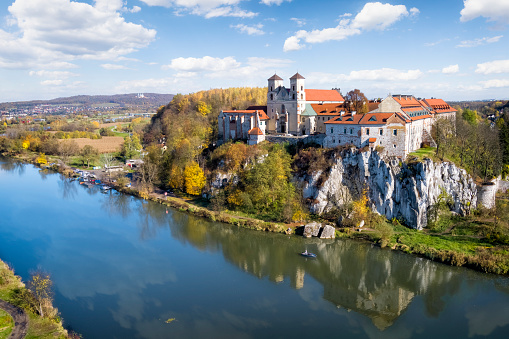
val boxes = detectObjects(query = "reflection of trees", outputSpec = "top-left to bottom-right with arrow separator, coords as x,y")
101,191 -> 133,219
164,217 -> 468,330
136,200 -> 170,240
58,176 -> 78,200
0,158 -> 25,175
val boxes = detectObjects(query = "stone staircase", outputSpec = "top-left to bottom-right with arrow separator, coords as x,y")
422,129 -> 437,147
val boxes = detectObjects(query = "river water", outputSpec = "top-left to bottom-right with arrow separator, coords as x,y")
0,158 -> 509,338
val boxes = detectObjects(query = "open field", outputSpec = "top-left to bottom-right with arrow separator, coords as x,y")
60,136 -> 124,153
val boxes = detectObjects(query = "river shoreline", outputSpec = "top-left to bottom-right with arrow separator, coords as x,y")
2,153 -> 508,276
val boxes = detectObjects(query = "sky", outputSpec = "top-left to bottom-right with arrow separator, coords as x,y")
0,0 -> 508,102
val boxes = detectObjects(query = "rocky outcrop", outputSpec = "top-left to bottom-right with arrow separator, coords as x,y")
302,222 -> 336,239
301,149 -> 480,230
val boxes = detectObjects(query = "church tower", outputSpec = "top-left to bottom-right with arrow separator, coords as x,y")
267,74 -> 283,102
290,72 -> 305,134
267,74 -> 283,133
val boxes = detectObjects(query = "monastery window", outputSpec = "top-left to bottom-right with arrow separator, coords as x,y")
270,86 -> 273,91
331,128 -> 333,134
366,128 -> 370,135
292,85 -> 295,91
350,129 -> 353,134
301,94 -> 303,99
393,144 -> 396,148
301,86 -> 303,91
380,129 -> 383,135
344,128 -> 346,134
393,129 -> 397,136
270,94 -> 273,100
293,94 -> 296,99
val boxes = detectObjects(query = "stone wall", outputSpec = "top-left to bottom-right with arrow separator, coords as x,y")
265,134 -> 326,146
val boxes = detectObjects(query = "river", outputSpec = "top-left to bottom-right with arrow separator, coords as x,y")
0,158 -> 508,338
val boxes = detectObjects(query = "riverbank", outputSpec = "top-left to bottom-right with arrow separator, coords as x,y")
4,153 -> 509,276
0,260 -> 69,338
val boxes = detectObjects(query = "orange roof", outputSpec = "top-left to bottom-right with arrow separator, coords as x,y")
306,89 -> 344,102
311,103 -> 349,115
325,114 -> 365,125
392,95 -> 421,107
422,99 -> 457,113
410,114 -> 432,121
368,138 -> 377,143
358,113 -> 396,124
248,127 -> 263,135
222,109 -> 269,120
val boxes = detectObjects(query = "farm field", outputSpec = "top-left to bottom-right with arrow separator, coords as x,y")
60,136 -> 124,153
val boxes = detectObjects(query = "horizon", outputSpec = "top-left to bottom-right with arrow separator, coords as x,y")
1,0 -> 509,102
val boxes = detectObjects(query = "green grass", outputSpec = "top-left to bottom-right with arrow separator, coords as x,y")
0,309 -> 14,339
408,146 -> 437,161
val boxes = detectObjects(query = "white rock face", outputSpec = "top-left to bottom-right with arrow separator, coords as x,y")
301,149 -> 480,230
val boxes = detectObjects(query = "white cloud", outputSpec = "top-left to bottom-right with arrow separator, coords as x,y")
410,7 -> 420,17
457,35 -> 503,47
480,79 -> 509,88
139,0 -> 257,18
307,68 -> 423,84
164,56 -> 240,72
127,6 -> 142,13
260,0 -> 291,5
424,38 -> 450,47
460,0 -> 509,24
101,64 -> 129,70
41,80 -> 64,86
162,56 -> 293,79
284,2 -> 416,51
351,2 -> 409,30
29,70 -> 79,78
442,64 -> 459,74
290,18 -> 306,27
231,24 -> 265,35
0,0 -> 156,70
475,60 -> 509,74
283,36 -> 306,52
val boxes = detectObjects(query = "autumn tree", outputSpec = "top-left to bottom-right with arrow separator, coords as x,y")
28,270 -> 54,318
345,89 -> 368,114
184,161 -> 206,195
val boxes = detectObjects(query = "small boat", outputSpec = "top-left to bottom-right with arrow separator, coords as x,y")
101,185 -> 111,191
300,251 -> 317,258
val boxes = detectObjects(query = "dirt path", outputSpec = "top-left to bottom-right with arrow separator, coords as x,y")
0,299 -> 28,339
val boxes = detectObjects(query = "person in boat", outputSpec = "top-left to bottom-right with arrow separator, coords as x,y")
303,250 -> 308,255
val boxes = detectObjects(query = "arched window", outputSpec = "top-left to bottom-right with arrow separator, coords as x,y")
270,94 -> 273,100
301,93 -> 303,99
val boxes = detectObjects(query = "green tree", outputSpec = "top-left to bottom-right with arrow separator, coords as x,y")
80,145 -> 99,168
121,133 -> 142,159
462,108 -> 478,125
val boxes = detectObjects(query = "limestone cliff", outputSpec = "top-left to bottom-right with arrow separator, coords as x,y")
301,149 -> 480,230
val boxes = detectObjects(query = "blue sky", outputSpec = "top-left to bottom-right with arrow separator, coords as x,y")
0,0 -> 508,102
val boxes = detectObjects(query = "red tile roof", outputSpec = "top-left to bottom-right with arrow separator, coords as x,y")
248,127 -> 263,135
367,102 -> 380,112
410,114 -> 432,121
393,95 -> 421,107
311,103 -> 349,115
422,99 -> 457,113
306,89 -> 344,102
368,138 -> 377,143
358,113 -> 396,124
325,114 -> 365,125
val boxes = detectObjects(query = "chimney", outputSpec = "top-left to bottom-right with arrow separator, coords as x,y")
340,111 -> 345,116
351,111 -> 357,116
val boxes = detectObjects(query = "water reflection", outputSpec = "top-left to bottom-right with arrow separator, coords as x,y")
2,158 -> 509,339
0,158 -> 25,175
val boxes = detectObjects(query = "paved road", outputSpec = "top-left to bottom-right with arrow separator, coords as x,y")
0,299 -> 28,339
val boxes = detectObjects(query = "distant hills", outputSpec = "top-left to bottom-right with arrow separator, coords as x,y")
0,93 -> 175,110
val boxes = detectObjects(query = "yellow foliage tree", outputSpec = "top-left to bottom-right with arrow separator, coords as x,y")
196,101 -> 211,116
352,189 -> 370,223
36,153 -> 48,165
92,121 -> 100,128
22,138 -> 30,149
168,166 -> 185,190
184,162 -> 206,195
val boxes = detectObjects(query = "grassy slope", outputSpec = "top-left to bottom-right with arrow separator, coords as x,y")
0,308 -> 14,339
0,261 -> 68,338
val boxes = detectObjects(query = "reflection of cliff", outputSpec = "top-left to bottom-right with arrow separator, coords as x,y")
162,213 -> 462,330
